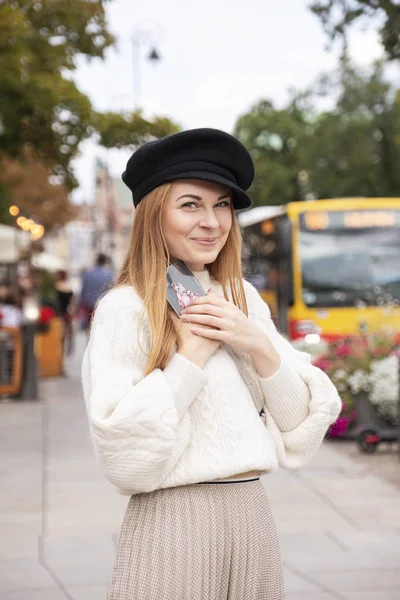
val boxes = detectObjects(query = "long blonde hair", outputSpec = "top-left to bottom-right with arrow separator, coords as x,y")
116,183 -> 248,375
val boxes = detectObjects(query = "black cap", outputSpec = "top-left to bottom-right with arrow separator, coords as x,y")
121,128 -> 254,209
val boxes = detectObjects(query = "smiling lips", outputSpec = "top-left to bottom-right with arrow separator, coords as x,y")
191,238 -> 219,246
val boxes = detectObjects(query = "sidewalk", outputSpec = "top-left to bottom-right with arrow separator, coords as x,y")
1,334 -> 400,600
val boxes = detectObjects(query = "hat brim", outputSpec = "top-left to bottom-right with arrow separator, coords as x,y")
164,171 -> 253,210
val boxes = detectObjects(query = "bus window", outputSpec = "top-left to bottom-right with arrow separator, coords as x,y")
299,211 -> 400,308
242,216 -> 293,328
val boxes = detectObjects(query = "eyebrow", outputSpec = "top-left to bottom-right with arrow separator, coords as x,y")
175,193 -> 231,202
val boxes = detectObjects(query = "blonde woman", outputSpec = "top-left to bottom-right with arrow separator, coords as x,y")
82,128 -> 341,600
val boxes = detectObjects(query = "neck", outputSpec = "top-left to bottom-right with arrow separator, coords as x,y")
186,263 -> 205,272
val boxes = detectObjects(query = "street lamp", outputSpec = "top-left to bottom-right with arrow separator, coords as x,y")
132,21 -> 163,110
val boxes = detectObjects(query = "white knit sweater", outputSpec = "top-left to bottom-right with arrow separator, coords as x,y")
82,270 -> 341,495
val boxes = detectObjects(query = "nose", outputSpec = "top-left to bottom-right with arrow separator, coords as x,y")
199,209 -> 220,230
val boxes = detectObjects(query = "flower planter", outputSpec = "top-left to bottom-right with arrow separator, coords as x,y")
318,335 -> 400,451
353,391 -> 394,429
349,391 -> 398,453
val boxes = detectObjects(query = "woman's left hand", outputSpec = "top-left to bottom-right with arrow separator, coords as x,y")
180,291 -> 270,357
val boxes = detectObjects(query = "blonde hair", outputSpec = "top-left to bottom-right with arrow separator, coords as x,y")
116,183 -> 248,375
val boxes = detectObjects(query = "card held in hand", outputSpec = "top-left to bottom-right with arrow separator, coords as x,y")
166,261 -> 207,316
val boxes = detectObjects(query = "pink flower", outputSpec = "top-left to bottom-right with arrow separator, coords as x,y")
315,359 -> 330,371
335,345 -> 351,357
329,417 -> 350,437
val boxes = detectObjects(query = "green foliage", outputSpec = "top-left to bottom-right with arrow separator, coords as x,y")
39,268 -> 56,300
234,99 -> 312,206
0,184 -> 12,225
0,0 -> 114,186
95,111 -> 180,149
309,62 -> 400,198
234,61 -> 400,207
0,0 -> 179,230
310,0 -> 400,61
0,0 -> 179,179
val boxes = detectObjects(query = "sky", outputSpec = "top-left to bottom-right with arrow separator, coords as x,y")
70,0 -> 386,204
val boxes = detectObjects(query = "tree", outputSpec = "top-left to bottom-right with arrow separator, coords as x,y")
308,61 -> 400,198
0,0 -> 114,187
0,0 -> 179,230
233,61 -> 400,206
234,99 -> 312,206
94,112 -> 180,149
310,0 -> 400,61
0,149 -> 76,230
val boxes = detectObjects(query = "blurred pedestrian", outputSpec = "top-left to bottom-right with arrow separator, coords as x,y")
0,289 -> 23,386
55,269 -> 74,355
78,253 -> 113,329
82,129 -> 341,599
0,289 -> 23,328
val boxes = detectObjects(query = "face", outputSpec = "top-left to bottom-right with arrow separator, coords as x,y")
161,179 -> 233,271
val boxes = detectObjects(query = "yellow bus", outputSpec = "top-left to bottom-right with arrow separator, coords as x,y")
239,198 -> 400,345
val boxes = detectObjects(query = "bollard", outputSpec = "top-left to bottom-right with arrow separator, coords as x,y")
20,323 -> 39,400
20,294 -> 40,401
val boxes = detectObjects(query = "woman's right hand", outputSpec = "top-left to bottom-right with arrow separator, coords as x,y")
174,318 -> 220,369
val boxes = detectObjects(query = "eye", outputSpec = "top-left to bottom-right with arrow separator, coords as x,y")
181,201 -> 199,209
216,200 -> 231,208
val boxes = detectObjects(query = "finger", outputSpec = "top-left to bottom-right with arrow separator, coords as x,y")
182,303 -> 225,318
181,313 -> 223,329
191,327 -> 225,340
188,294 -> 227,308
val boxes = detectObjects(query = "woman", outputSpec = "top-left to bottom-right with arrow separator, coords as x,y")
0,288 -> 23,328
54,269 -> 74,355
82,128 -> 341,600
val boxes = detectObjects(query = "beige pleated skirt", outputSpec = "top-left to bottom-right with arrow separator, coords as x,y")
107,479 -> 285,600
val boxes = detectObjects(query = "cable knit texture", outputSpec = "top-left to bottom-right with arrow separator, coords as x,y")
82,270 -> 341,495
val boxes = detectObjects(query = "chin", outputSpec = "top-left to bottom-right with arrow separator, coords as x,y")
191,250 -> 220,264
177,243 -> 223,267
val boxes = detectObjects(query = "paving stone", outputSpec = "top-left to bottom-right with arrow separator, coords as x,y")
0,559 -> 57,592
343,592 -> 400,600
310,569 -> 400,592
41,535 -> 115,586
283,569 -> 324,594
1,333 -> 400,597
65,585 -> 109,600
286,595 -> 338,600
0,589 -> 67,600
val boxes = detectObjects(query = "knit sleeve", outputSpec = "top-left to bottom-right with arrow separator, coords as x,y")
243,281 -> 341,468
82,288 -> 206,494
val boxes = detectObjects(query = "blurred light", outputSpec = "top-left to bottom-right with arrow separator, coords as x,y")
304,334 -> 321,344
261,220 -> 275,235
298,170 -> 309,182
23,296 -> 40,322
304,211 -> 329,230
24,219 -> 35,230
16,216 -> 26,227
9,205 -> 20,216
294,320 -> 320,335
31,224 -> 45,240
31,224 -> 41,236
21,221 -> 31,231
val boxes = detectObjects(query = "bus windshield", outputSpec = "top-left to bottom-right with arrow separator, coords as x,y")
299,227 -> 400,308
